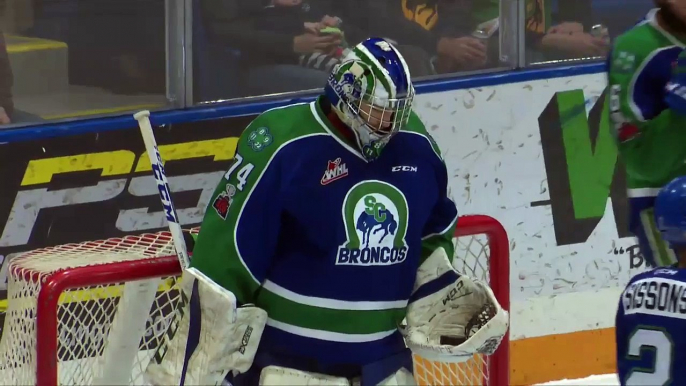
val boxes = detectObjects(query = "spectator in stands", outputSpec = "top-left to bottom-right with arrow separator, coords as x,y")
468,0 -> 609,63
524,0 -> 609,62
252,0 -> 349,74
0,32 -> 14,125
362,0 -> 488,74
199,0 -> 434,95
0,31 -> 41,125
200,0 -> 349,95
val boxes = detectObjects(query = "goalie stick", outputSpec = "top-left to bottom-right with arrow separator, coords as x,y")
89,112 -> 193,385
134,110 -> 211,386
133,110 -> 190,269
133,111 -> 255,386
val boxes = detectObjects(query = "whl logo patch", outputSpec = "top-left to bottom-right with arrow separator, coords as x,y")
337,180 -> 409,266
212,183 -> 236,220
321,158 -> 348,185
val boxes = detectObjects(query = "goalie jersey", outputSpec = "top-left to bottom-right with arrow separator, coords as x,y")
616,267 -> 686,385
190,96 -> 459,373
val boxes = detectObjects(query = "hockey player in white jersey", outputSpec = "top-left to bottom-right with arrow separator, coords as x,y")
144,37 -> 509,386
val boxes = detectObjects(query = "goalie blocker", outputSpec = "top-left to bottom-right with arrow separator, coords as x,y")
145,245 -> 507,386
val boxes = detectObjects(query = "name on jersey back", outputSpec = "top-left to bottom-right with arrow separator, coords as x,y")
623,274 -> 686,319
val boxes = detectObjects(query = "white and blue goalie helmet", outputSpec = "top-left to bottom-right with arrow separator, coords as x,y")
324,37 -> 415,161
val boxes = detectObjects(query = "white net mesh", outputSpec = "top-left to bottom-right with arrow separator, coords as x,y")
0,216 -> 506,386
0,232 -> 186,385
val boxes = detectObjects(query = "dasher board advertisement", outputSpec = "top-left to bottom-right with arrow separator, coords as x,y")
0,115 -> 252,306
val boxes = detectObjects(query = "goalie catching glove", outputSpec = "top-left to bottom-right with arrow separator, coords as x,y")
144,267 -> 267,386
401,248 -> 509,363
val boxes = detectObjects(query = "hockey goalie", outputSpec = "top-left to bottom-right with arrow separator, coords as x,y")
144,37 -> 509,386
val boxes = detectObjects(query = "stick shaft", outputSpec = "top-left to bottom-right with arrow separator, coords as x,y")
134,110 -> 190,269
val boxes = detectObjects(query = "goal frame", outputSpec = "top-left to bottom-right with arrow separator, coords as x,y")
454,214 -> 510,386
29,214 -> 509,386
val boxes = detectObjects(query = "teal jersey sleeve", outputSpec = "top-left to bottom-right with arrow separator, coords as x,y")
608,19 -> 686,188
190,112 -> 285,304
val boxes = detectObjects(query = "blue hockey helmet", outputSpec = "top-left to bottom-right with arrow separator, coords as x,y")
655,176 -> 686,248
324,37 -> 414,161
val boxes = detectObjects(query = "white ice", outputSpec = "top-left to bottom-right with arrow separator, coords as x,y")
535,373 -> 620,385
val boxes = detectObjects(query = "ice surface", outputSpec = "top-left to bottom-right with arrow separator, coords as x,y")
535,374 -> 619,385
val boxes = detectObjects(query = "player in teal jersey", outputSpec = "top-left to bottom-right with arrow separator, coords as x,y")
616,176 -> 686,385
172,37 -> 509,386
610,3 -> 686,385
608,0 -> 686,267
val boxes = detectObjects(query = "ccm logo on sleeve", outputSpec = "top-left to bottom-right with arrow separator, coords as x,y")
392,166 -> 417,172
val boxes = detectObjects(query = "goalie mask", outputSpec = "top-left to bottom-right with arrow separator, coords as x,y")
324,37 -> 415,161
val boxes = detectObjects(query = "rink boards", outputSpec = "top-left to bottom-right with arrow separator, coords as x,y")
0,62 -> 630,384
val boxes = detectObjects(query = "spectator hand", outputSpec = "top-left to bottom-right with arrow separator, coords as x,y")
0,107 -> 11,125
437,37 -> 487,69
541,33 -> 608,58
547,22 -> 584,35
293,33 -> 342,54
320,15 -> 341,27
304,22 -> 323,34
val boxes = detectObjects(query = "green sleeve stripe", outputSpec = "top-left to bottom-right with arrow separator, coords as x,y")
190,176 -> 262,301
400,112 -> 443,161
218,132 -> 282,289
262,280 -> 407,310
420,214 -> 458,264
256,287 -> 407,335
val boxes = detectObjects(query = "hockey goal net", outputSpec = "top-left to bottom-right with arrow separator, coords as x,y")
0,214 -> 509,386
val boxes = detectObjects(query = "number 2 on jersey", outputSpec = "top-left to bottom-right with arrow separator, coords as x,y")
224,154 -> 254,191
625,327 -> 673,386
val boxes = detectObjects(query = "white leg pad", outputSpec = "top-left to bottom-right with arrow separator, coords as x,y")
144,267 -> 267,385
259,366 -> 351,386
377,368 -> 417,386
258,365 -> 417,386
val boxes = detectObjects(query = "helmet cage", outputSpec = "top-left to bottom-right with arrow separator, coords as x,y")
329,60 -> 414,159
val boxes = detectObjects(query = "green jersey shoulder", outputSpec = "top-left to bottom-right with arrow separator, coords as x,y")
234,102 -> 326,159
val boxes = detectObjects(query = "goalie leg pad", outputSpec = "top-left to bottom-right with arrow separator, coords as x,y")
258,365 -> 416,386
360,349 -> 413,386
145,267 -> 267,385
376,368 -> 417,386
259,366 -> 351,386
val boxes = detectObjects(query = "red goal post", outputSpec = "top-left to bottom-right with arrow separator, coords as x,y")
0,214 -> 509,386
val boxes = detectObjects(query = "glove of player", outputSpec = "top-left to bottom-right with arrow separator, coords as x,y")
401,274 -> 509,363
